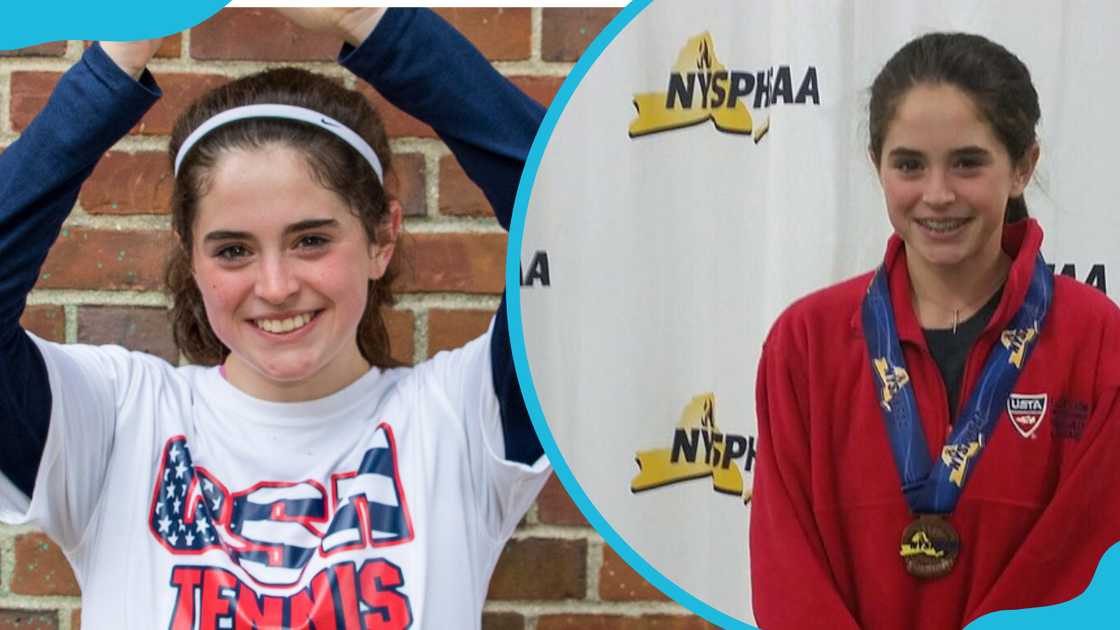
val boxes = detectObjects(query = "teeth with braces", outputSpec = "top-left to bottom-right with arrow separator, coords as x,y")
255,312 -> 314,334
918,218 -> 968,233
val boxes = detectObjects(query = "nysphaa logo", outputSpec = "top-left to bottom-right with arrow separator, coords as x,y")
630,393 -> 756,503
628,32 -> 820,141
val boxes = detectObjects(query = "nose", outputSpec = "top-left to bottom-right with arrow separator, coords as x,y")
921,169 -> 956,208
254,254 -> 299,304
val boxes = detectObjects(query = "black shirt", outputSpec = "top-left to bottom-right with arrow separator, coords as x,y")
921,288 -> 1003,419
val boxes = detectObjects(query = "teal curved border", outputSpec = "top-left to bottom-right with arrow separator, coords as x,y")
967,541 -> 1120,629
504,1 -> 1119,628
0,1 -> 228,50
504,1 -> 750,628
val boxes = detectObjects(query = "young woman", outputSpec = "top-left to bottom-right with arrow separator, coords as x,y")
750,32 -> 1120,629
0,8 -> 548,629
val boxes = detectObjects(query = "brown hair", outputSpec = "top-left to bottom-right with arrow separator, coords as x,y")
868,32 -> 1040,223
166,68 -> 399,367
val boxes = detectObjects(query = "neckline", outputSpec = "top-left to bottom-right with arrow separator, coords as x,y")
201,363 -> 387,427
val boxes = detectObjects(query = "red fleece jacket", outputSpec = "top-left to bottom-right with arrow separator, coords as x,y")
750,219 -> 1120,629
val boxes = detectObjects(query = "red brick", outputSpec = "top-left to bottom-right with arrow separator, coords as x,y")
38,229 -> 173,290
389,153 -> 426,218
0,41 -> 66,57
84,36 -> 181,58
155,34 -> 183,59
439,156 -> 490,218
11,72 -> 228,135
512,75 -> 566,108
190,9 -> 339,61
131,74 -> 229,135
600,545 -> 669,601
359,78 -> 561,145
538,474 -> 588,527
383,307 -> 414,366
538,616 -> 715,630
70,610 -> 80,630
482,613 -> 524,630
487,537 -> 585,599
10,72 -> 59,132
343,76 -> 566,146
427,309 -> 492,356
393,233 -> 505,294
434,9 -> 531,61
20,305 -> 65,342
77,306 -> 178,363
0,611 -> 57,630
11,532 -> 79,596
541,9 -> 621,62
354,10 -> 534,136
81,151 -> 173,215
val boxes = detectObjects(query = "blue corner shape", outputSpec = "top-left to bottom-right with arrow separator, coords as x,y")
0,1 -> 229,50
968,541 -> 1120,629
505,1 -> 751,627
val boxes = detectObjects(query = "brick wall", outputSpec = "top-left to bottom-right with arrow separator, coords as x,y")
0,8 -> 719,630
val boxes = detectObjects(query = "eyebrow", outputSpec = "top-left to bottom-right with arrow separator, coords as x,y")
887,146 -> 992,159
203,218 -> 340,243
949,146 -> 991,158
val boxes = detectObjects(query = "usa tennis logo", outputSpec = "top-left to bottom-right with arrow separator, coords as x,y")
149,430 -> 414,629
1007,393 -> 1047,438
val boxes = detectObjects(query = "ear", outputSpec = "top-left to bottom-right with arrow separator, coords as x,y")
368,198 -> 402,280
1011,142 -> 1040,197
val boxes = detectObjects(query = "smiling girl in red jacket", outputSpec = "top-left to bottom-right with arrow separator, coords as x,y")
751,32 -> 1120,630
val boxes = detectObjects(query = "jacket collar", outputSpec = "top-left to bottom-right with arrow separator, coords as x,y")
850,219 -> 1044,345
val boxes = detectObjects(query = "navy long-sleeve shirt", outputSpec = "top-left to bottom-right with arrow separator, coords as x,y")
0,8 -> 542,497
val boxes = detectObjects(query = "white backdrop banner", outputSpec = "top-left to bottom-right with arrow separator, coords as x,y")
519,0 -> 1120,624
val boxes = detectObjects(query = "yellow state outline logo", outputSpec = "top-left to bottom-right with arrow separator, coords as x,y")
631,393 -> 755,504
629,33 -> 759,140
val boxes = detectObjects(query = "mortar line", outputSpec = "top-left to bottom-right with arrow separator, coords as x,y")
179,26 -> 192,61
482,599 -> 696,616
0,67 -> 11,136
531,8 -> 543,63
65,39 -> 84,61
0,526 -> 14,596
424,150 -> 442,219
26,290 -> 170,307
412,308 -> 429,364
63,305 -> 78,343
392,293 -> 501,311
509,526 -> 598,542
587,537 -> 604,601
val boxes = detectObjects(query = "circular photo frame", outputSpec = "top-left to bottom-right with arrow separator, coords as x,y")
509,1 -> 1120,628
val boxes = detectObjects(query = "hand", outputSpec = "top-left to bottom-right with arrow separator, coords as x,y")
100,39 -> 163,80
274,8 -> 386,47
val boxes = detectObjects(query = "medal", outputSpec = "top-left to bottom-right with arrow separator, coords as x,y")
862,251 -> 1052,578
899,514 -> 959,579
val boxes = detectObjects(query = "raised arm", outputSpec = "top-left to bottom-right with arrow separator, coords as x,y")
0,41 -> 161,497
277,8 -> 545,465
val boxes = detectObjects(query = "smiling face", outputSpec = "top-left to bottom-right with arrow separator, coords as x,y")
191,144 -> 398,401
876,82 -> 1037,279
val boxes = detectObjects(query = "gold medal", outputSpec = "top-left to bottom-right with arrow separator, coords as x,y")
899,514 -> 960,579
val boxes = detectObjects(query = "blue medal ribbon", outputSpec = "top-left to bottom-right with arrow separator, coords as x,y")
861,254 -> 1053,514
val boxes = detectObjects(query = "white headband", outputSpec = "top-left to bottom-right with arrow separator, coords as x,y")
173,104 -> 384,182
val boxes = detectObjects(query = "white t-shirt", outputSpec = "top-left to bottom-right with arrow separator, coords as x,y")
0,327 -> 549,629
